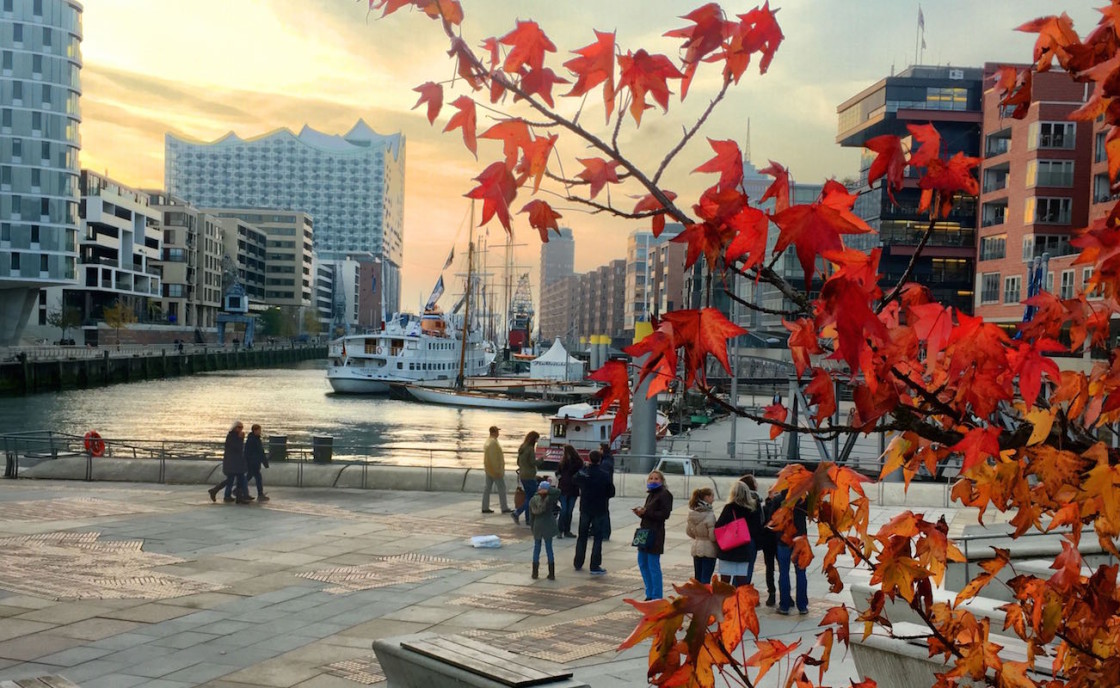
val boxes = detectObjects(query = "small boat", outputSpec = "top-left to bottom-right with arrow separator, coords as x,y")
396,383 -> 566,411
536,402 -> 670,466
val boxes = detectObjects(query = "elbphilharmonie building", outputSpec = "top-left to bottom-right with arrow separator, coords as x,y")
165,120 -> 405,314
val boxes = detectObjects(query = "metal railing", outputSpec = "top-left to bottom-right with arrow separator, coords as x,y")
1,340 -> 317,363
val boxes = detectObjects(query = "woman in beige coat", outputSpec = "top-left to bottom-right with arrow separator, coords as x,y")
686,487 -> 717,583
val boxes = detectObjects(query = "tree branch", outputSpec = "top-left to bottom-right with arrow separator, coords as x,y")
652,79 -> 732,186
877,210 -> 938,314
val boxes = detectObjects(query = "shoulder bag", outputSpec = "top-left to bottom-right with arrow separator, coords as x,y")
714,517 -> 751,550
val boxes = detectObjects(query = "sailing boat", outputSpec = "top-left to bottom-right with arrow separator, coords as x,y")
396,204 -> 565,412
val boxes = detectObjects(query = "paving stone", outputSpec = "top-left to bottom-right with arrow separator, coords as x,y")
0,619 -> 55,643
151,631 -> 221,649
49,617 -> 142,640
102,603 -> 200,624
82,673 -> 149,688
159,661 -> 241,684
32,644 -> 115,667
0,631 -> 85,661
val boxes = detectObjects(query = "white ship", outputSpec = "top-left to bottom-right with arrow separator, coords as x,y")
326,310 -> 493,394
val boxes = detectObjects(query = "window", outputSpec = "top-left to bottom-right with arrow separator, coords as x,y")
1004,275 -> 1022,304
1085,268 -> 1103,299
1097,131 -> 1108,163
1030,121 -> 1076,150
33,0 -> 41,16
32,54 -> 41,76
980,235 -> 1006,261
1060,270 -> 1075,299
39,255 -> 47,272
0,109 -> 9,129
42,27 -> 51,47
980,273 -> 1000,304
12,80 -> 21,101
1,51 -> 10,72
1094,173 -> 1116,204
30,225 -> 38,243
11,138 -> 21,160
1026,160 -> 1074,187
1024,197 -> 1072,225
12,23 -> 21,44
10,252 -> 19,270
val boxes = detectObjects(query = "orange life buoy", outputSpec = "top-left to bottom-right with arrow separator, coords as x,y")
84,431 -> 106,457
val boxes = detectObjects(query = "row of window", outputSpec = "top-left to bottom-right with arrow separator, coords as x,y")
979,234 -> 1076,262
979,267 -> 1098,304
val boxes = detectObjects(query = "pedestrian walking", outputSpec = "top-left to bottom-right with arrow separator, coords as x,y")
481,426 -> 511,514
245,424 -> 270,503
573,450 -> 614,576
208,421 -> 250,504
529,479 -> 561,580
715,479 -> 761,587
598,442 -> 615,540
686,487 -> 717,584
775,489 -> 809,615
556,444 -> 582,538
744,474 -> 778,606
632,469 -> 673,600
511,431 -> 541,526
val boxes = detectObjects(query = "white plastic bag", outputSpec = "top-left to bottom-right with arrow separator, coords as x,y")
470,535 -> 502,549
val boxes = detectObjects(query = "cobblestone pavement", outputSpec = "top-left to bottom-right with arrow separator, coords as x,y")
0,480 -> 962,687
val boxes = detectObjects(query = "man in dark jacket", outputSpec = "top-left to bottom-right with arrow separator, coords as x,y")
219,421 -> 250,504
245,424 -> 270,503
573,450 -> 614,575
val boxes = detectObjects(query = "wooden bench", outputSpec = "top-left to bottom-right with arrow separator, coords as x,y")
1,677 -> 81,688
374,632 -> 589,688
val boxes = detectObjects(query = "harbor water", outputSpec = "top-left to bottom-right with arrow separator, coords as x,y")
0,360 -> 557,467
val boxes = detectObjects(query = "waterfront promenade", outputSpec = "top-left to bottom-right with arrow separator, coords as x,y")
0,478 -> 969,687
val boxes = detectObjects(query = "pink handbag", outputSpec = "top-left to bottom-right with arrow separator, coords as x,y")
714,517 -> 751,550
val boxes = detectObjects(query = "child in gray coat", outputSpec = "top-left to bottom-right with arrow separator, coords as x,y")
529,480 -> 561,580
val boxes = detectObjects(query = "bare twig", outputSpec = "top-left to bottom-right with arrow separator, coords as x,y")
877,210 -> 938,314
652,79 -> 732,186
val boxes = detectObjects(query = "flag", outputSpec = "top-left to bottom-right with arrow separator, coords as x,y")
442,248 -> 454,271
918,7 -> 924,30
425,276 -> 445,310
922,36 -> 927,49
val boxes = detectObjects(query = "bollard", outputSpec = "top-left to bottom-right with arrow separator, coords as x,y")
312,435 -> 333,464
269,435 -> 288,463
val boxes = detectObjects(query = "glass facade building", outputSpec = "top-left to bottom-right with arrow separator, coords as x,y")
0,0 -> 82,345
164,121 -> 405,315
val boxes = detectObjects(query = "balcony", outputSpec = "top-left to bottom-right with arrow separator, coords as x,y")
985,138 -> 1011,156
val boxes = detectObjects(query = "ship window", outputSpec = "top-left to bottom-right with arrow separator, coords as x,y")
397,363 -> 403,369
409,363 -> 414,370
553,422 -> 566,438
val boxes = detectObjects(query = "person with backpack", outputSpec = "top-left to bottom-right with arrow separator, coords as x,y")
529,479 -> 561,580
745,474 -> 778,606
714,479 -> 760,587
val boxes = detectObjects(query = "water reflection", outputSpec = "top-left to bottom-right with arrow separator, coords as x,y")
0,360 -> 555,467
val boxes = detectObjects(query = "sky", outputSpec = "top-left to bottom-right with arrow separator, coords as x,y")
77,0 -> 1100,311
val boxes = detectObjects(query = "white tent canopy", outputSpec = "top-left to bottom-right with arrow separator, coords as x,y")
530,339 -> 585,381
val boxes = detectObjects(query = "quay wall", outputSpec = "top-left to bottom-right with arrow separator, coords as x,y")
0,345 -> 327,396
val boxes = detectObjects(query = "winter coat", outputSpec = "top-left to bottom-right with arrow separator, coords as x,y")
639,486 -> 673,555
574,464 -> 614,517
483,437 -> 505,479
222,429 -> 246,475
516,443 -> 539,480
600,447 -> 615,476
245,433 -> 267,473
686,502 -> 717,559
529,487 -> 561,540
556,452 -> 582,497
715,502 -> 757,562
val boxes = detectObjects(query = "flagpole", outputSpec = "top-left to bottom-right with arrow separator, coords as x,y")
914,7 -> 920,65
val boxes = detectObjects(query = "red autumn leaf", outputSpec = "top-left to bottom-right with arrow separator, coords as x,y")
633,190 -> 678,237
664,3 -> 730,99
514,133 -> 557,192
623,323 -> 678,399
723,2 -> 784,83
804,368 -> 836,424
1007,338 -> 1065,408
693,138 -> 744,191
906,123 -> 941,168
992,65 -> 1033,120
1016,13 -> 1080,71
499,19 -> 556,74
563,30 -> 616,120
589,360 -> 631,440
465,161 -> 517,232
724,205 -> 769,272
763,403 -> 786,439
949,426 -> 1002,474
443,96 -> 478,157
908,302 -> 954,367
479,36 -> 500,69
520,200 -> 562,242
576,157 -> 622,199
759,160 -> 790,213
662,308 -> 747,387
421,0 -> 463,25
447,38 -> 484,90
411,82 -> 444,125
917,152 -> 981,218
672,222 -> 734,271
479,119 -> 532,168
772,181 -> 872,287
518,67 -> 569,108
864,134 -> 906,200
785,318 -> 822,378
617,49 -> 684,125
745,638 -> 800,685
819,604 -> 851,648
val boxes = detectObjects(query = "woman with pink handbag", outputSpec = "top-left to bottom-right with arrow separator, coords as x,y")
714,480 -> 761,587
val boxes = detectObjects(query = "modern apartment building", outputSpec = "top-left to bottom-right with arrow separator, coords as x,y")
649,237 -> 687,319
974,64 -> 1093,323
624,226 -> 683,331
217,217 -> 266,304
148,192 -> 223,329
0,0 -> 82,344
837,65 -> 984,315
539,272 -> 578,344
539,226 -> 574,296
539,257 -> 627,347
165,120 -> 405,314
203,208 -> 313,312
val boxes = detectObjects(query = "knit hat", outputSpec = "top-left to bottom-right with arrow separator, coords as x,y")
537,480 -> 551,491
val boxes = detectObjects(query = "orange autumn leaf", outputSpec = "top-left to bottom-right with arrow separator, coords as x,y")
411,81 -> 444,124
745,638 -> 800,685
465,161 -> 517,232
720,583 -> 760,651
576,157 -> 622,199
763,402 -> 787,439
563,30 -> 616,120
443,96 -> 478,157
617,49 -> 684,125
662,307 -> 747,387
519,200 -> 562,242
589,360 -> 631,441
499,19 -> 556,74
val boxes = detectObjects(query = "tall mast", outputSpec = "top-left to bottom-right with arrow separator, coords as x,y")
456,202 -> 474,389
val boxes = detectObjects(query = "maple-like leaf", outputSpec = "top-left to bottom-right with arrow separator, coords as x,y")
479,119 -> 532,168
520,200 -> 562,242
762,402 -> 786,440
804,368 -> 836,424
499,20 -> 556,74
906,123 -> 941,168
772,181 -> 872,286
513,133 -> 557,192
576,157 -> 622,199
443,96 -> 478,158
991,65 -> 1033,120
617,49 -> 684,125
819,604 -> 851,648
758,160 -> 790,213
1016,13 -> 1080,71
720,583 -> 760,651
723,2 -> 784,82
411,82 -> 444,125
917,151 -> 981,218
864,134 -> 906,200
665,3 -> 731,98
447,38 -> 484,90
518,67 -> 569,108
693,138 -> 744,191
745,638 -> 800,685
950,426 -> 1002,474
623,322 -> 678,399
662,308 -> 747,387
465,161 -> 517,232
633,191 -> 679,237
784,318 -> 822,378
1006,338 -> 1064,408
479,36 -> 500,69
723,205 -> 770,272
672,221 -> 734,271
870,538 -> 930,602
563,30 -> 616,120
589,360 -> 631,440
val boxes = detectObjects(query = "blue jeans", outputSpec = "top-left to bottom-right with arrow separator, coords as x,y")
248,469 -> 264,496
637,550 -> 663,600
743,543 -> 759,584
777,543 -> 808,613
224,473 -> 247,499
532,537 -> 554,564
558,494 -> 577,533
693,556 -> 716,584
514,478 -> 537,524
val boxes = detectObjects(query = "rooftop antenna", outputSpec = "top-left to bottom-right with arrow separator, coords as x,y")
744,118 -> 752,163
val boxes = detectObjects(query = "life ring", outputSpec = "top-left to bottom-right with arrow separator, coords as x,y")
376,346 -> 384,354
84,431 -> 106,457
